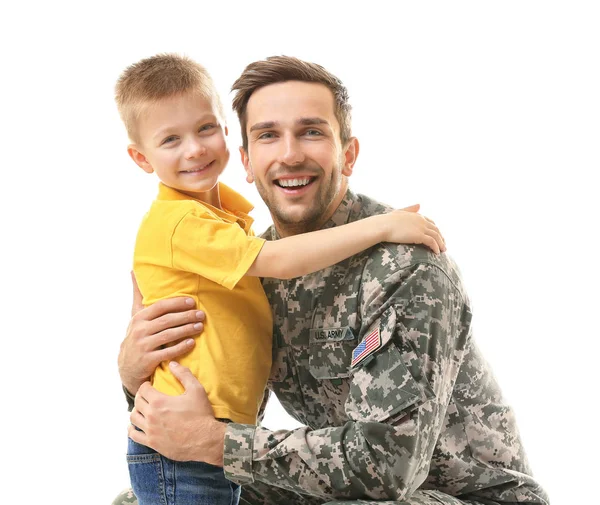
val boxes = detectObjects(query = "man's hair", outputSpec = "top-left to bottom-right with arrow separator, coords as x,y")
115,53 -> 225,143
231,55 -> 352,150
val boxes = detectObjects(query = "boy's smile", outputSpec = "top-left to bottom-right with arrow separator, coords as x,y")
128,92 -> 229,208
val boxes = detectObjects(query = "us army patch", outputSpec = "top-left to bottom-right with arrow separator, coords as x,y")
351,326 -> 381,367
310,327 -> 355,343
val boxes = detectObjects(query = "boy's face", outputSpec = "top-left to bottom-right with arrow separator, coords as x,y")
240,81 -> 358,236
129,92 -> 229,201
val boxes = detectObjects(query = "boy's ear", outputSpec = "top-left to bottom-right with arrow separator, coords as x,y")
127,144 -> 154,174
239,146 -> 254,184
341,137 -> 359,177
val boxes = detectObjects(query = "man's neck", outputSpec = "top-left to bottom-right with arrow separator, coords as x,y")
273,184 -> 350,238
274,219 -> 325,238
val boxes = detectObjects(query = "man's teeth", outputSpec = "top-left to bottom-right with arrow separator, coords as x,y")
278,178 -> 311,188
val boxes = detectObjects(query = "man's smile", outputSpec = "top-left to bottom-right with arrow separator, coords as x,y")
273,175 -> 317,194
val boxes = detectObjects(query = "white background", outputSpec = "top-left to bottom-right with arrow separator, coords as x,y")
1,2 -> 598,504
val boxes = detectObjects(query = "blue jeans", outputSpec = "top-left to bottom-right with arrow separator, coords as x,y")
127,437 -> 241,505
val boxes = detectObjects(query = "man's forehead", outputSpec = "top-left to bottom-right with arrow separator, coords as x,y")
246,81 -> 337,124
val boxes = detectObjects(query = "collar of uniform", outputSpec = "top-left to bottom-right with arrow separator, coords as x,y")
268,188 -> 357,240
156,182 -> 255,231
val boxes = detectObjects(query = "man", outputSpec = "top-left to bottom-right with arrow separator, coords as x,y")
115,56 -> 549,504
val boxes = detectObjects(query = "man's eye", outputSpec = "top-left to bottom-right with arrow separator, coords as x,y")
258,132 -> 275,140
305,129 -> 322,136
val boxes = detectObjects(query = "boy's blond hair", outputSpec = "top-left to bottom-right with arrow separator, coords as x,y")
115,53 -> 225,143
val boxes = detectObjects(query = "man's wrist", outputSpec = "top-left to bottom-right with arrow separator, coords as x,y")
207,420 -> 227,466
122,376 -> 148,398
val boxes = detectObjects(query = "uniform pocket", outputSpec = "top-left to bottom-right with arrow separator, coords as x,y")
346,343 -> 434,422
464,409 -> 523,468
309,338 -> 356,379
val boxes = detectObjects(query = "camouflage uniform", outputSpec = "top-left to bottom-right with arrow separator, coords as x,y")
114,190 -> 549,505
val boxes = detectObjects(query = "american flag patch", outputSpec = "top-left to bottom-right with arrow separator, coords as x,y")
351,327 -> 381,367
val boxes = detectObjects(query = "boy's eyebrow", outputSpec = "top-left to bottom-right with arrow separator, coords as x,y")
152,114 -> 219,141
152,127 -> 174,141
249,117 -> 330,133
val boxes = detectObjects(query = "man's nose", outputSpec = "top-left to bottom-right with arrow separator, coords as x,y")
185,138 -> 207,159
278,134 -> 305,166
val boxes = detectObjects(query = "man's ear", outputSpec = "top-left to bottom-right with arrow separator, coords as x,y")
239,146 -> 254,183
342,137 -> 359,177
127,144 -> 154,174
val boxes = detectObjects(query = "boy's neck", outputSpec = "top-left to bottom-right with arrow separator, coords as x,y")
179,185 -> 222,210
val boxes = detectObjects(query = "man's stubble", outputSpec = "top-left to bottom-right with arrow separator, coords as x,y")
251,155 -> 347,237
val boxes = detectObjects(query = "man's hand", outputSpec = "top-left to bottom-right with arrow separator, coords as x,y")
118,272 -> 206,395
128,362 -> 226,466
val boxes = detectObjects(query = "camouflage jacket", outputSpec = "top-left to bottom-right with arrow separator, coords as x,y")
223,189 -> 548,504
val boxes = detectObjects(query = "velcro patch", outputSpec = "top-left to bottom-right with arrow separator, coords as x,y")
310,327 -> 355,343
351,327 -> 381,367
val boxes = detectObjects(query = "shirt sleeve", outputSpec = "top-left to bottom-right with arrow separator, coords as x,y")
223,262 -> 472,501
171,210 -> 266,290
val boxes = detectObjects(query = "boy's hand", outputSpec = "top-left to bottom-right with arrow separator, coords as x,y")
118,272 -> 206,395
128,362 -> 226,466
383,206 -> 447,255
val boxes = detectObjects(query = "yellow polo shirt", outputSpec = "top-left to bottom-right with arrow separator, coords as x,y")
134,183 -> 273,424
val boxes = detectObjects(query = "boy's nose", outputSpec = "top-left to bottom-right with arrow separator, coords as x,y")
185,139 -> 207,159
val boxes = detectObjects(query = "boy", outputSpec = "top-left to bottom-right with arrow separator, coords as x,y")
115,53 -> 446,505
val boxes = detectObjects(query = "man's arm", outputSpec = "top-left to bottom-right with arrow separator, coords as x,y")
223,262 -> 471,501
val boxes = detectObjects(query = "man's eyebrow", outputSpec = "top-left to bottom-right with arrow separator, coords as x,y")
297,117 -> 329,126
249,117 -> 331,133
249,121 -> 278,132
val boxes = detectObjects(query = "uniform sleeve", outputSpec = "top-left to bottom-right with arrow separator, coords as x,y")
123,386 -> 135,411
255,388 -> 271,426
223,262 -> 472,501
171,211 -> 265,290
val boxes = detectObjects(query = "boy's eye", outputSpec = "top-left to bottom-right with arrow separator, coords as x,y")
161,135 -> 177,145
200,124 -> 216,132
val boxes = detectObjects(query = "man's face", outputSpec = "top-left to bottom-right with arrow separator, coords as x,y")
240,81 -> 358,236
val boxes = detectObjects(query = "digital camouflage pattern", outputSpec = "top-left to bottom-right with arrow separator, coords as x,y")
112,488 -> 137,504
114,190 -> 549,505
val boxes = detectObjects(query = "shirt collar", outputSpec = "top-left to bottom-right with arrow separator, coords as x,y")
156,182 -> 256,230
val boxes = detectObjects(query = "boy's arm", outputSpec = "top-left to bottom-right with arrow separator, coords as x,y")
246,209 -> 445,279
169,205 -> 443,288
